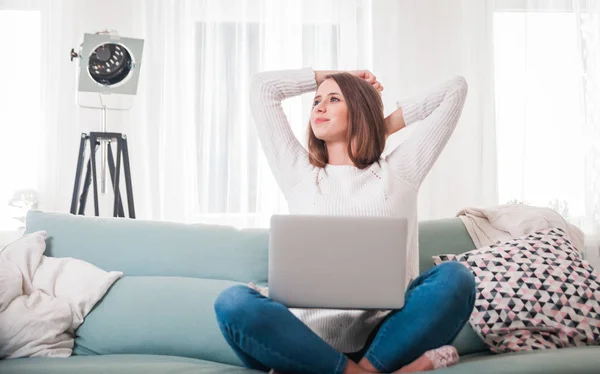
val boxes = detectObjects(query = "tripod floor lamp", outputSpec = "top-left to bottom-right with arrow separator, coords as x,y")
69,31 -> 144,218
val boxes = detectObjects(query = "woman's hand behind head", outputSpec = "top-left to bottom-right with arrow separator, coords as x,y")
349,70 -> 384,95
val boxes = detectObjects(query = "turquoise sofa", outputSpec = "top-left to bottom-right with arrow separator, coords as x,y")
1,210 -> 598,373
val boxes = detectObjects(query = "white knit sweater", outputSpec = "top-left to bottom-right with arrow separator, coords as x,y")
249,67 -> 468,353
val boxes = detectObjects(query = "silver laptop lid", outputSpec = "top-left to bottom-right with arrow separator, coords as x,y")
268,215 -> 408,309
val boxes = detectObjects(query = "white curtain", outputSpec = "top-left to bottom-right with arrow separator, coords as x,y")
126,0 -> 373,226
0,0 -> 42,230
0,0 -> 500,227
132,0 -> 499,225
0,0 -> 161,225
4,0 -> 598,235
494,0 -> 600,235
373,0 -> 499,220
0,0 -> 371,227
578,0 -> 600,235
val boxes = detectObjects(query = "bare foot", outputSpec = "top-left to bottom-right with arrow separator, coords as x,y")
394,346 -> 459,373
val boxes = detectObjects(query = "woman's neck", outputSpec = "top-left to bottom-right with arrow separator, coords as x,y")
326,142 -> 355,166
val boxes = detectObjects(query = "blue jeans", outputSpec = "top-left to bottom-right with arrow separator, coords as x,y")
214,261 -> 475,374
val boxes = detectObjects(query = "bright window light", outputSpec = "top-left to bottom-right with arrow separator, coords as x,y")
0,10 -> 41,229
494,11 -> 586,226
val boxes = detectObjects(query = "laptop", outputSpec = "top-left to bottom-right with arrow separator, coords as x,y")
268,214 -> 408,309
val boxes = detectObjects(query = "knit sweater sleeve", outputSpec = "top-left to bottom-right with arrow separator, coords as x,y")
249,68 -> 317,194
386,76 -> 468,187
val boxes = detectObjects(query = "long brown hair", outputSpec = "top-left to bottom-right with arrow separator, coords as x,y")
307,73 -> 386,169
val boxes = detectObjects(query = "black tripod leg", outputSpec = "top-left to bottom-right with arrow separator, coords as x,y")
78,141 -> 98,215
121,136 -> 136,219
107,142 -> 125,217
70,134 -> 87,214
89,134 -> 100,216
113,137 -> 122,218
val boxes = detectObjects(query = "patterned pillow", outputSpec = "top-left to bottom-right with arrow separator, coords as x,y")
433,228 -> 600,353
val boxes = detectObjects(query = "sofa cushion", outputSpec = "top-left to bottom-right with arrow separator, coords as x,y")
0,354 -> 262,374
418,218 -> 487,355
418,218 -> 476,272
2,347 -> 600,374
449,346 -> 600,374
24,210 -> 268,283
451,321 -> 489,355
74,276 -> 244,367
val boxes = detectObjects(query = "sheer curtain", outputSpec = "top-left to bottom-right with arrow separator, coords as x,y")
3,0 -> 495,229
6,0 -> 597,234
373,0 -> 499,220
34,0 -> 147,221
2,0 -> 498,227
0,1 -> 42,230
1,0 -> 370,227
126,0 -> 373,226
494,0 -> 600,235
578,0 -> 600,235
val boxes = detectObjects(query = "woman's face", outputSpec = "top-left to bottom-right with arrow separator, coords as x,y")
310,78 -> 349,143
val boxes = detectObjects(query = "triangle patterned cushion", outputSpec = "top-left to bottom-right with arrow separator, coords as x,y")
432,228 -> 600,353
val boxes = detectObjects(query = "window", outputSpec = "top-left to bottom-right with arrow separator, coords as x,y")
494,8 -> 587,227
192,21 -> 339,227
0,10 -> 41,229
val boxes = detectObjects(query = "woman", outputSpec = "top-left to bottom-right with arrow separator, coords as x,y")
214,68 -> 475,374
